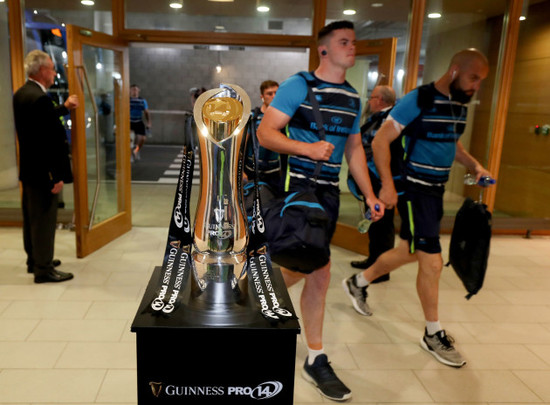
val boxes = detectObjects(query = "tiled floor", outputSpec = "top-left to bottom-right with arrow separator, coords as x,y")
1,226 -> 550,404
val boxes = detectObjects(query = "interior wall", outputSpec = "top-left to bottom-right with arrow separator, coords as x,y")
129,45 -> 309,145
494,0 -> 550,218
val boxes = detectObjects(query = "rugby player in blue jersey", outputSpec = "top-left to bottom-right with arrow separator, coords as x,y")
258,20 -> 384,402
343,49 -> 492,368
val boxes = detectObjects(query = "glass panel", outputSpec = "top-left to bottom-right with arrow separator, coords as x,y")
0,1 -> 20,215
125,0 -> 313,35
24,0 -> 112,38
326,0 -> 410,98
419,0 -> 507,217
495,0 -> 550,221
82,44 -> 120,226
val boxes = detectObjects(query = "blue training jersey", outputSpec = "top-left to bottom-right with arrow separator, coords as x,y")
270,71 -> 361,187
390,83 -> 467,191
130,97 -> 148,123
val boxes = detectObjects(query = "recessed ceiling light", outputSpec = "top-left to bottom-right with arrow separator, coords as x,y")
169,1 -> 183,9
371,3 -> 383,7
257,6 -> 269,12
343,9 -> 356,15
428,12 -> 442,19
81,0 -> 94,5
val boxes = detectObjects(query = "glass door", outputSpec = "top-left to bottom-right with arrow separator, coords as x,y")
338,37 -> 397,226
66,25 -> 131,257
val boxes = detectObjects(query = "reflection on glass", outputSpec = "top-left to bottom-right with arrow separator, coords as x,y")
125,0 -> 313,35
82,45 -> 119,226
496,0 -> 550,220
0,2 -> 20,210
419,0 -> 507,216
326,0 -> 410,98
24,0 -> 113,37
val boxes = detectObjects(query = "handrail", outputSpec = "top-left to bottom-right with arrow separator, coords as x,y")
75,64 -> 101,230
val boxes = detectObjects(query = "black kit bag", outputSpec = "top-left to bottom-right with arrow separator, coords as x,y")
262,189 -> 330,273
447,197 -> 492,299
258,72 -> 331,273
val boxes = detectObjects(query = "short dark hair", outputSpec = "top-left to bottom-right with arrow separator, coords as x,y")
260,80 -> 279,94
317,20 -> 354,44
130,84 -> 139,88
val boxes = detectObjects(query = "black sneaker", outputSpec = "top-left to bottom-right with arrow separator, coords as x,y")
302,354 -> 352,402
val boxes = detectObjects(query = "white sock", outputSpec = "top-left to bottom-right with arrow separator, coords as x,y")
354,272 -> 369,287
426,320 -> 442,336
307,347 -> 325,365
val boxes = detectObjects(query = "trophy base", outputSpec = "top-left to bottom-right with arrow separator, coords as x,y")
131,266 -> 300,404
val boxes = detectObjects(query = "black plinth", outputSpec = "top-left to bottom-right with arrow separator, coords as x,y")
131,266 -> 300,404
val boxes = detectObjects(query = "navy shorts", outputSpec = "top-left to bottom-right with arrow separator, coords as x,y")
398,189 -> 443,254
131,121 -> 146,136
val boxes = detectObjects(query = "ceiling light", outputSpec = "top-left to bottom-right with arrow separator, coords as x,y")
519,0 -> 528,20
371,3 -> 383,7
170,0 -> 183,9
81,0 -> 94,5
343,0 -> 356,16
216,65 -> 222,73
427,0 -> 442,19
256,0 -> 269,12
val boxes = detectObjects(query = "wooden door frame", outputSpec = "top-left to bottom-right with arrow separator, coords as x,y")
66,25 -> 132,257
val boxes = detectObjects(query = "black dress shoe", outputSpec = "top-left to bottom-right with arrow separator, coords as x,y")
34,269 -> 74,284
28,259 -> 61,273
350,258 -> 370,269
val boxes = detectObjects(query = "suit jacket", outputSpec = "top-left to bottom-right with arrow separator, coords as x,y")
13,80 -> 73,187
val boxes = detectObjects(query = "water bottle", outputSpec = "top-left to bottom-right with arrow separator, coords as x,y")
357,204 -> 380,234
463,173 -> 496,187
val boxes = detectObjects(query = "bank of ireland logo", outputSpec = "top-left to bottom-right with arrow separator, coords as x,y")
331,116 -> 343,125
149,382 -> 163,398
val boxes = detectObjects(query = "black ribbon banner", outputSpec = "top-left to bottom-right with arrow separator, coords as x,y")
245,114 -> 297,323
150,146 -> 195,314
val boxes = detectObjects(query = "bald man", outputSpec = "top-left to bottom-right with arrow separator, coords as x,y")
343,49 -> 491,368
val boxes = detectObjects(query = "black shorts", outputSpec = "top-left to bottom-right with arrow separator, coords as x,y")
398,189 -> 443,254
288,178 -> 340,250
131,121 -> 146,136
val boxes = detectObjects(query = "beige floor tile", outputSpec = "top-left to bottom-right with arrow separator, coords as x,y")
0,285 -> 67,301
0,342 -> 65,368
478,304 -> 550,323
322,319 -> 391,344
341,369 -> 433,402
0,319 -> 39,341
348,343 -> 441,370
0,369 -> 105,403
56,342 -> 136,369
95,369 -> 137,403
28,319 -> 127,342
459,344 -> 550,369
514,370 -> 550,401
526,344 -> 550,367
415,369 -> 541,403
0,301 -> 91,319
85,301 -> 141,320
462,322 -> 550,344
59,285 -> 142,301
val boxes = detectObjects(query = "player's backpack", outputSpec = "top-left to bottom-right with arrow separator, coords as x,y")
447,197 -> 492,299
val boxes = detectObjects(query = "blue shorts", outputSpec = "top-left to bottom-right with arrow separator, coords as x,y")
398,189 -> 443,254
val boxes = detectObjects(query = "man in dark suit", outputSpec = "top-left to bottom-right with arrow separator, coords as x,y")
13,50 -> 78,283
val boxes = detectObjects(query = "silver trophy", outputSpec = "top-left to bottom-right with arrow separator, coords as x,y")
190,84 -> 251,323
